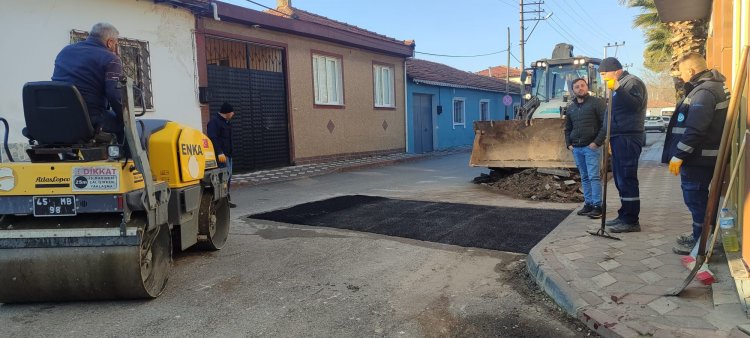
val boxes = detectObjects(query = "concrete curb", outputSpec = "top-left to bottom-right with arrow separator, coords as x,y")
527,242 -> 643,338
526,243 -> 588,316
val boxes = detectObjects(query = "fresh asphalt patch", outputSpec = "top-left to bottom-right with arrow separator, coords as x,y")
248,195 -> 572,254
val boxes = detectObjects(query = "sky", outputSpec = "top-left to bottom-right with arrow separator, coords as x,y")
223,0 -> 650,75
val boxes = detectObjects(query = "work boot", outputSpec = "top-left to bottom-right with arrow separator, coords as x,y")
609,222 -> 641,233
672,242 -> 694,255
605,218 -> 625,227
587,206 -> 603,219
229,202 -> 237,208
676,232 -> 696,246
577,204 -> 593,216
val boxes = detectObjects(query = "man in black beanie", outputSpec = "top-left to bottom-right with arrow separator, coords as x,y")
599,57 -> 648,233
207,102 -> 237,208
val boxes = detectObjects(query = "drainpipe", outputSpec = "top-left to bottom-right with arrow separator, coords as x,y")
404,59 -> 409,153
211,2 -> 221,21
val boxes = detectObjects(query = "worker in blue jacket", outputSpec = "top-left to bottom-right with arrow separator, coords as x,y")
52,22 -> 124,141
207,102 -> 237,208
662,53 -> 730,255
599,57 -> 648,233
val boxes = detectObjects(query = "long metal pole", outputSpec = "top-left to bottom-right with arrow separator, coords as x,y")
519,0 -> 525,105
506,26 -> 510,119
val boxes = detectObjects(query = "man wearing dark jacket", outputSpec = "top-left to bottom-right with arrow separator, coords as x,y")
599,57 -> 648,233
207,102 -> 236,208
565,78 -> 607,218
52,22 -> 124,141
662,53 -> 730,254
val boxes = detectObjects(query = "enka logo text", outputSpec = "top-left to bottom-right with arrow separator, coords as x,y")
181,144 -> 204,156
35,177 -> 71,183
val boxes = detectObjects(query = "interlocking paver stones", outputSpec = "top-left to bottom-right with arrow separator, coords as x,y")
647,248 -> 666,256
641,257 -> 665,269
618,293 -> 660,305
564,252 -> 583,261
592,272 -> 617,288
648,297 -> 679,315
528,166 -> 750,337
598,259 -> 622,271
638,271 -> 663,284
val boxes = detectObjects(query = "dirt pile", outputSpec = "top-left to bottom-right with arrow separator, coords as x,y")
473,168 -> 584,203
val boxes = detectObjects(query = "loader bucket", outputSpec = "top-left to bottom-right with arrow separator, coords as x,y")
470,119 -> 575,168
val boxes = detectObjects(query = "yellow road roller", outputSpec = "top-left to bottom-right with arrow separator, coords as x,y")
0,79 -> 230,302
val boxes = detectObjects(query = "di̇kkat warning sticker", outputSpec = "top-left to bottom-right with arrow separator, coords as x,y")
72,167 -> 120,192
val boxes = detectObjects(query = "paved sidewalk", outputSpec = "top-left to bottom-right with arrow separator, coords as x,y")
528,159 -> 750,337
231,146 -> 471,187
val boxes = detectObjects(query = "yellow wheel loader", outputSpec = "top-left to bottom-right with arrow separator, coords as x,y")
470,43 -> 605,169
0,79 -> 230,302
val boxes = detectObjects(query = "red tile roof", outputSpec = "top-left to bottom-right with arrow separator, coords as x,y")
266,6 -> 410,46
407,59 -> 520,94
475,65 -> 521,79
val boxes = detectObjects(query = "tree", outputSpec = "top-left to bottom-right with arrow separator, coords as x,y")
620,0 -> 708,98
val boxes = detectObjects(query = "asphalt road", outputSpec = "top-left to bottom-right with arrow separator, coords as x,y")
0,153 -> 598,337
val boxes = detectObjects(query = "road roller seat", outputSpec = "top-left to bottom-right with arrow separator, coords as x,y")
22,81 -> 113,145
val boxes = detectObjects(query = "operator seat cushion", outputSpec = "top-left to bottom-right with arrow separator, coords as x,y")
22,81 -> 95,145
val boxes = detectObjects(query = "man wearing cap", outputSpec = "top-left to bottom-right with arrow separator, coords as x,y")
207,102 -> 237,208
51,22 -> 124,142
599,57 -> 648,233
565,78 -> 607,219
662,53 -> 730,254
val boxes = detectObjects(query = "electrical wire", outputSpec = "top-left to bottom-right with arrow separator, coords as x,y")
547,0 -> 610,42
497,0 -> 517,8
547,15 -> 598,55
244,0 -> 295,18
415,47 -> 511,58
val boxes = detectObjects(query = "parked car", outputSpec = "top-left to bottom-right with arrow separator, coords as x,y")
645,116 -> 666,133
661,115 -> 671,128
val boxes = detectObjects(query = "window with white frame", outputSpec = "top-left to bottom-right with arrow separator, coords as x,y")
480,100 -> 490,121
453,98 -> 465,126
373,64 -> 395,107
312,53 -> 344,105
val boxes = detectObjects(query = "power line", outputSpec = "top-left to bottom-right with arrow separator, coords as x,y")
570,0 -> 611,37
415,47 -> 510,58
509,51 -> 521,64
547,15 -> 598,55
546,0 -> 609,42
244,0 -> 295,18
497,0 -> 517,8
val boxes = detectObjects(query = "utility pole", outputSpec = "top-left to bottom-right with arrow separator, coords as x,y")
519,0 -> 548,105
506,26 -> 510,120
603,41 -> 625,58
519,0 -> 525,105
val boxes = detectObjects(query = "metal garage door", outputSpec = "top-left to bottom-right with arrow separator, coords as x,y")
206,37 -> 290,172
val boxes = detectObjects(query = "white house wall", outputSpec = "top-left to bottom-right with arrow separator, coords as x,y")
0,0 -> 200,155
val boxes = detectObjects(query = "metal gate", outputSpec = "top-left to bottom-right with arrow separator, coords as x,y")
206,37 -> 290,172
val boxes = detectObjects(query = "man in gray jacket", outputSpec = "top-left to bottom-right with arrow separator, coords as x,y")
565,78 -> 607,218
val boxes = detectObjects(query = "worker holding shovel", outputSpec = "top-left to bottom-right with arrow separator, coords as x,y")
662,53 -> 731,255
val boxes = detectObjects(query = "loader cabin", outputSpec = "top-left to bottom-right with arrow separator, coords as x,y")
520,44 -> 603,118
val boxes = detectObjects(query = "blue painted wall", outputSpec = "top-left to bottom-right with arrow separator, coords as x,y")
406,81 -> 520,153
